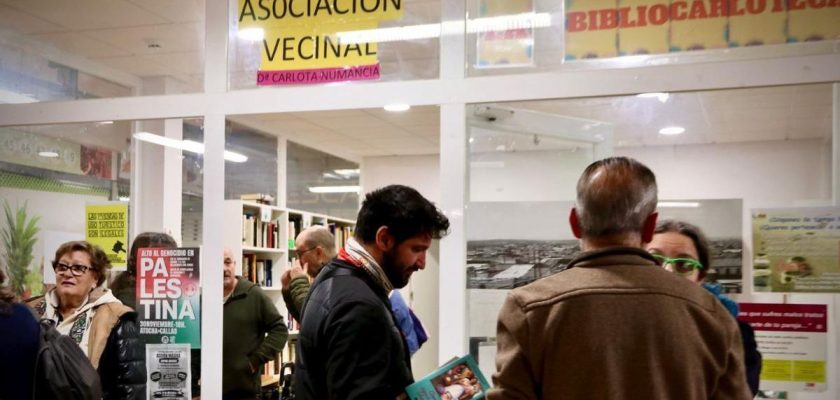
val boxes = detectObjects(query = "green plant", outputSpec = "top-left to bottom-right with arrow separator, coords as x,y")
1,201 -> 40,297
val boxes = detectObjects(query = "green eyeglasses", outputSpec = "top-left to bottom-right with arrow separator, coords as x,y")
651,254 -> 704,275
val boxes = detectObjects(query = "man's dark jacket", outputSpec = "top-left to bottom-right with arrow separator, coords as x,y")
295,259 -> 413,400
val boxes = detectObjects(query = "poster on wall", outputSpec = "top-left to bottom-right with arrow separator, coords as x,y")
475,0 -> 535,68
137,247 -> 201,348
564,0 -> 840,61
465,199 -> 743,369
0,129 -> 116,179
146,344 -> 191,400
85,202 -> 129,270
237,0 -> 404,86
739,303 -> 828,393
752,207 -> 840,293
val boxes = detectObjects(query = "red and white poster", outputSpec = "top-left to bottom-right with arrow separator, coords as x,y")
739,303 -> 828,392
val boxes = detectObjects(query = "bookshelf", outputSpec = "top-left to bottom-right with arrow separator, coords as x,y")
223,201 -> 287,291
225,201 -> 355,385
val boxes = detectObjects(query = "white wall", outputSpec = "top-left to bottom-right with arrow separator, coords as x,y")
364,137 -> 837,398
361,154 -> 441,379
0,187 -> 105,278
470,149 -> 592,202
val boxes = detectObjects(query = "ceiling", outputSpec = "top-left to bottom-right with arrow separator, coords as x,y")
230,83 -> 834,160
0,0 -> 440,96
0,1 -> 834,160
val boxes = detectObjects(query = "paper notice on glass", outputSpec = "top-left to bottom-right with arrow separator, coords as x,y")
739,303 -> 828,392
146,344 -> 191,400
752,207 -> 840,293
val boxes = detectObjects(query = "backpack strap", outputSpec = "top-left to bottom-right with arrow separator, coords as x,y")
87,302 -> 132,369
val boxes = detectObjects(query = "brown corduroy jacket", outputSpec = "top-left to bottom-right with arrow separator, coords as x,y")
488,247 -> 752,400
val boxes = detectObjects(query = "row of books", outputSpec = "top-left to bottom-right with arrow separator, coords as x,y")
242,213 -> 282,249
286,313 -> 301,332
242,254 -> 273,287
329,224 -> 353,250
287,219 -> 302,249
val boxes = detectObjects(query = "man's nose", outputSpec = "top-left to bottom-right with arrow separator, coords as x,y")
416,252 -> 427,270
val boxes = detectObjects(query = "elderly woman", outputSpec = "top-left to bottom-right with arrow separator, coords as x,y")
646,220 -> 762,396
26,240 -> 146,400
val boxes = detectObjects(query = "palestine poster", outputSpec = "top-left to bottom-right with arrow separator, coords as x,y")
137,247 -> 201,348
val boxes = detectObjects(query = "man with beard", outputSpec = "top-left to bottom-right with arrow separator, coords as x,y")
221,247 -> 288,399
295,185 -> 450,400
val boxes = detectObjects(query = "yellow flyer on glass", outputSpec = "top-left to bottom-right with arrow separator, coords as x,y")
616,0 -> 669,56
85,202 -> 129,270
565,0 -> 619,60
476,0 -> 535,68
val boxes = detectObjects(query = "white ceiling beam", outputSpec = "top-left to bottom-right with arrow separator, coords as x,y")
1,53 -> 839,126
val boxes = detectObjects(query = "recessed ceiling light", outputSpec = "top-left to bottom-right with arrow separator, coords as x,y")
469,137 -> 475,143
637,92 -> 670,103
308,185 -> 360,193
658,126 -> 685,135
384,104 -> 410,112
38,151 -> 59,158
237,27 -> 265,41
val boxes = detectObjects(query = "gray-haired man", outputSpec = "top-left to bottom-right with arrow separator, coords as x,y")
281,226 -> 337,321
489,157 -> 751,400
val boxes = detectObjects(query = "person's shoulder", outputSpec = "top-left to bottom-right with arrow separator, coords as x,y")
508,261 -> 720,313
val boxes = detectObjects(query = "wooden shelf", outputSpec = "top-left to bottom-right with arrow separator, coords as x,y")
242,246 -> 286,254
261,375 -> 280,387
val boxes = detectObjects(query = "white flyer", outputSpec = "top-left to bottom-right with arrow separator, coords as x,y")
146,344 -> 191,400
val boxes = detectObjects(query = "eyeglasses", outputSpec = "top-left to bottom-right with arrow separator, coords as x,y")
52,261 -> 92,276
651,254 -> 704,275
296,246 -> 316,257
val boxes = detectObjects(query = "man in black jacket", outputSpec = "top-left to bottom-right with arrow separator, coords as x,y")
295,185 -> 449,400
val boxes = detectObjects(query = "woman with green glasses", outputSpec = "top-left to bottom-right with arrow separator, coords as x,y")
646,220 -> 761,396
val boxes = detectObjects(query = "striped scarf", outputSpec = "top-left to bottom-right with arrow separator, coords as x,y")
337,237 -> 394,293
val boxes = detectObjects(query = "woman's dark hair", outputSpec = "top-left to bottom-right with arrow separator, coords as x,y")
654,219 -> 711,280
127,232 -> 178,276
54,241 -> 111,286
354,185 -> 450,245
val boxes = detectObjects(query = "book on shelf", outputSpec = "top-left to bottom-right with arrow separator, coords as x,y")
405,354 -> 490,400
287,218 -> 302,249
242,255 -> 273,287
242,213 -> 282,249
241,193 -> 274,205
328,224 -> 354,250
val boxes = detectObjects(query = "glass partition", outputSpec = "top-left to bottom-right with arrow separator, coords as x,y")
0,1 -> 205,103
466,83 -> 836,380
466,0 -> 840,77
229,0 -> 440,89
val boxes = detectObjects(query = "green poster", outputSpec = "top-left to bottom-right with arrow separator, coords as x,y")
752,208 -> 840,293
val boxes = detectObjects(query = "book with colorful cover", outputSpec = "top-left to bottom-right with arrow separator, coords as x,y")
406,355 -> 491,400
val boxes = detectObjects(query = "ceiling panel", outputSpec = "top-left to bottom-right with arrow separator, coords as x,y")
127,0 -> 204,24
90,22 -> 203,55
1,0 -> 169,30
0,4 -> 64,34
32,32 -> 131,58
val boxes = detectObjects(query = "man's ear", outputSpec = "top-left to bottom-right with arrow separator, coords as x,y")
375,226 -> 395,251
641,212 -> 659,244
569,208 -> 582,239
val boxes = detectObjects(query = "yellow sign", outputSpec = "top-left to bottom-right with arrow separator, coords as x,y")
565,0 -> 840,60
85,203 -> 129,270
238,0 -> 403,85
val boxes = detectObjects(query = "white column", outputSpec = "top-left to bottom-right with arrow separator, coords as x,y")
200,0 -> 228,396
833,83 -> 840,207
439,0 -> 468,363
132,77 -> 185,241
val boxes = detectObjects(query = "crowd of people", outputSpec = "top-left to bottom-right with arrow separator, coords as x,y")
0,157 -> 762,399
